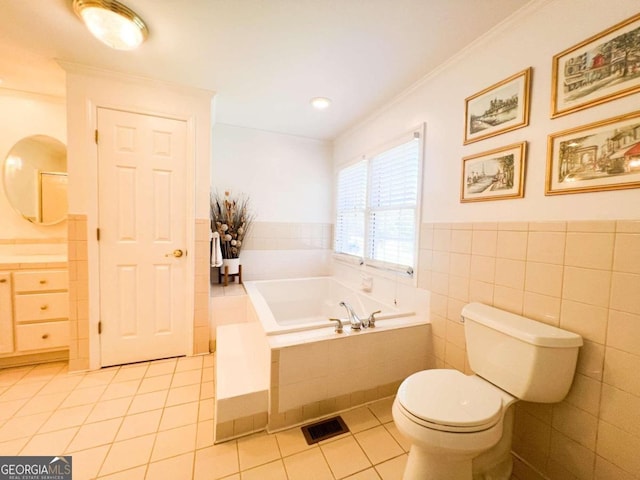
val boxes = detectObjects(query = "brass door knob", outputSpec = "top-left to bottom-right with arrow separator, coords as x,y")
165,249 -> 184,258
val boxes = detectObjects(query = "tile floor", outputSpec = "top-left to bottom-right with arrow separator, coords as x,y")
0,355 -> 412,479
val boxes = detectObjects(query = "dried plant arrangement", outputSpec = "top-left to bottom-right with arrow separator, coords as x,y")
210,191 -> 254,259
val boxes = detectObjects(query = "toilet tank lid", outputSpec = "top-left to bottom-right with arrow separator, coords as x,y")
461,303 -> 583,348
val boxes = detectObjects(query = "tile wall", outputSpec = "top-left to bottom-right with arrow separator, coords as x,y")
68,214 -> 90,371
242,222 -> 332,251
417,219 -> 640,480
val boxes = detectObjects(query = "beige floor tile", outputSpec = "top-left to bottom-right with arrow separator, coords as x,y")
147,452 -> 194,480
0,437 -> 29,456
145,359 -> 177,378
198,398 -> 214,422
237,432 -> 281,470
368,398 -> 394,424
20,364 -> 66,383
241,459 -> 288,480
193,442 -> 239,480
128,390 -> 168,414
39,375 -> 83,395
86,397 -> 132,423
17,392 -> 68,417
344,468 -> 382,479
40,404 -> 93,433
100,379 -> 141,401
375,454 -> 408,480
151,423 -> 198,462
66,417 -> 122,452
341,407 -> 381,433
0,412 -> 51,442
202,367 -> 214,382
171,369 -> 202,388
159,401 -> 199,431
98,434 -> 155,476
112,364 -> 148,383
196,419 -> 215,449
275,426 -> 316,457
115,409 -> 162,441
0,381 -> 47,401
0,367 -> 31,386
97,465 -> 147,480
203,355 -> 215,367
66,444 -> 110,480
0,398 -> 28,420
166,384 -> 201,407
60,384 -> 106,408
356,425 -> 404,465
200,380 -> 215,399
176,355 -> 204,372
284,447 -> 334,480
383,422 -> 410,452
20,426 -> 78,455
138,374 -> 172,394
321,435 -> 372,479
75,369 -> 118,389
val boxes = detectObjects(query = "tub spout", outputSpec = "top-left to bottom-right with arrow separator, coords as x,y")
339,301 -> 362,330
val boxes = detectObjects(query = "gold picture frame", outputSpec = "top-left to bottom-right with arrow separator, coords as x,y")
551,12 -> 640,118
464,68 -> 531,145
461,142 -> 527,203
545,110 -> 640,195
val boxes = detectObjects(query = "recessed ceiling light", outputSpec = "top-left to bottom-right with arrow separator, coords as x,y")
310,97 -> 332,110
72,0 -> 148,51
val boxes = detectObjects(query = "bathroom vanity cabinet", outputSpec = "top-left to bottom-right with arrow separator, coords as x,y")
0,263 -> 69,366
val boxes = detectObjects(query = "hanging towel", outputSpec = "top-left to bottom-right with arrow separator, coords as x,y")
211,231 -> 223,267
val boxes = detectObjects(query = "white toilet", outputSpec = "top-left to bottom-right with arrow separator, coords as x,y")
392,302 -> 583,480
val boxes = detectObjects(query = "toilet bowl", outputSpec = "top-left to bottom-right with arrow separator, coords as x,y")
393,369 -> 517,480
392,302 -> 583,480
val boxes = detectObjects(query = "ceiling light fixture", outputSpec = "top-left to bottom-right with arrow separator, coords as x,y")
310,97 -> 332,110
72,0 -> 148,51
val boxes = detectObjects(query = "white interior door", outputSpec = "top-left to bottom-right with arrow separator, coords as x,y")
97,107 -> 189,367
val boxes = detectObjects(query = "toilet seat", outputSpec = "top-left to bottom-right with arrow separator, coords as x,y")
397,369 -> 504,433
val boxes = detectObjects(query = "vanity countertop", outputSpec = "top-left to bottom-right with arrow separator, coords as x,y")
0,254 -> 68,268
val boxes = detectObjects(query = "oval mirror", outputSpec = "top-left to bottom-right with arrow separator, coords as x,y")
3,135 -> 68,225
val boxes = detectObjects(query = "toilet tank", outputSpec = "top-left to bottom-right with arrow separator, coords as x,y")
462,303 -> 583,403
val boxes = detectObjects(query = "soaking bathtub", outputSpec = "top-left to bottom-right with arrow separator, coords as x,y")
222,276 -> 434,435
243,276 -> 413,335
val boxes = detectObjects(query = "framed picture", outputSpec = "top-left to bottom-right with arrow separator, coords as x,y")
546,110 -> 640,195
461,142 -> 527,202
464,68 -> 531,144
551,12 -> 640,118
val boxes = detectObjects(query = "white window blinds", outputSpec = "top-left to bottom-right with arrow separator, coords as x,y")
335,132 -> 422,273
335,160 -> 367,257
368,138 -> 420,270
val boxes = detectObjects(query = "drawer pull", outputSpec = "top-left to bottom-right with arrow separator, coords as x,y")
42,333 -> 50,339
0,278 -> 6,283
40,279 -> 47,284
40,305 -> 49,310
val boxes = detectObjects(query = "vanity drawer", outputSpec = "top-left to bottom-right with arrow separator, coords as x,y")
14,292 -> 69,322
13,270 -> 68,293
15,321 -> 69,352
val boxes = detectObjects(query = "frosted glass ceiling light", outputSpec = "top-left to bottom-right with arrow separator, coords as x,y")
310,97 -> 332,110
73,0 -> 148,50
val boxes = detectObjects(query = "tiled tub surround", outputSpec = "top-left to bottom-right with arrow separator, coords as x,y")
214,276 -> 432,442
242,222 -> 333,251
419,219 -> 640,480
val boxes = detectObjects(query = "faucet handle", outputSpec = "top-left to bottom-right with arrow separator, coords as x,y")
367,310 -> 382,328
329,318 -> 344,333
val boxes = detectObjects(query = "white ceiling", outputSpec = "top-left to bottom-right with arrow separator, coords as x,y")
0,0 -> 530,140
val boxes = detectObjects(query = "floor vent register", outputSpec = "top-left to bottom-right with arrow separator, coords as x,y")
301,416 -> 349,445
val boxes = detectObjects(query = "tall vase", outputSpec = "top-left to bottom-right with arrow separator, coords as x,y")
222,257 -> 240,275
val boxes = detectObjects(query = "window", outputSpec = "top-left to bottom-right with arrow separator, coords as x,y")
335,130 -> 422,274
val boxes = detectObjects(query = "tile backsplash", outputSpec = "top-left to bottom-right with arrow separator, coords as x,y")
418,220 -> 640,480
